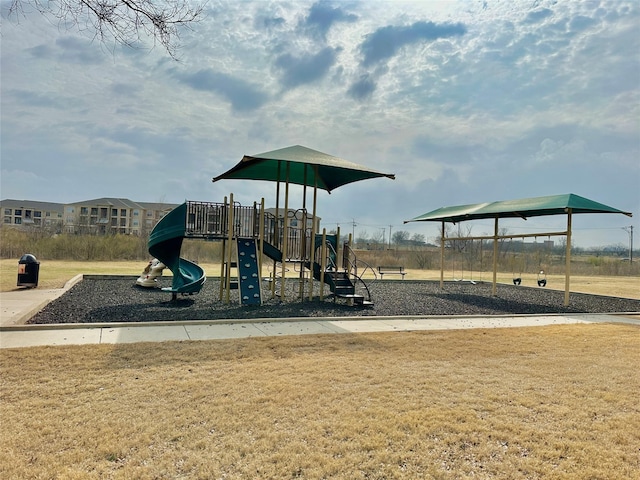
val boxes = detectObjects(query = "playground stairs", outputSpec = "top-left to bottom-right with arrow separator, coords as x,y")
320,269 -> 372,307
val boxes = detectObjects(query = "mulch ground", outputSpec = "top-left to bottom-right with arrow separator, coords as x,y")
28,276 -> 640,324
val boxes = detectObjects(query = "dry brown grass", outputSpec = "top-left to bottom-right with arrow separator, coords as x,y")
1,324 -> 639,479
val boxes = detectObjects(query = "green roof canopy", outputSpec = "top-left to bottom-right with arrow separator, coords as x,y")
406,194 -> 632,224
212,145 -> 395,193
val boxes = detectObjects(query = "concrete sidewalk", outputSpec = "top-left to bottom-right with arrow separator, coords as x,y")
2,312 -> 639,349
0,274 -> 83,328
2,278 -> 639,349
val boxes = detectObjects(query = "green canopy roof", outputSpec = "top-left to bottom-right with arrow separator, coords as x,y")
212,145 -> 395,192
406,194 -> 632,223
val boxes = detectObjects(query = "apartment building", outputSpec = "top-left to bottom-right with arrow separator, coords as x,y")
63,198 -> 177,235
1,198 -> 177,236
1,199 -> 64,232
2,198 -> 321,237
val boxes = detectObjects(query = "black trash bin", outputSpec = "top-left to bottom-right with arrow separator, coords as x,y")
17,254 -> 40,288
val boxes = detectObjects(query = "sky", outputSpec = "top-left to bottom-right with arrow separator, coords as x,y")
1,0 -> 638,249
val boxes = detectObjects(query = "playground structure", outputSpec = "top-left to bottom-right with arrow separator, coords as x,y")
147,194 -> 376,306
205,145 -> 394,306
146,145 -> 396,306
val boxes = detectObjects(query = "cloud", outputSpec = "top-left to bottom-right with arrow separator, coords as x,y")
302,1 -> 358,39
347,74 -> 376,100
54,36 -> 106,64
176,69 -> 269,112
256,15 -> 286,30
26,44 -> 54,59
523,8 -> 554,24
359,20 -> 467,67
275,46 -> 340,89
24,35 -> 105,64
1,1 -> 638,247
8,89 -> 66,109
569,14 -> 597,32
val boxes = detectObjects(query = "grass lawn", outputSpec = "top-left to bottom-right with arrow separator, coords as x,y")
1,324 -> 639,479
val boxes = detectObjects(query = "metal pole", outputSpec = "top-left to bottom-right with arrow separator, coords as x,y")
623,226 -> 634,263
492,218 -> 498,296
280,162 -> 290,299
219,196 -> 227,301
258,197 -> 265,283
308,175 -> 318,301
336,225 -> 341,269
564,209 -> 572,306
299,164 -> 308,300
225,193 -> 234,304
440,221 -> 445,289
320,228 -> 327,300
272,162 -> 282,299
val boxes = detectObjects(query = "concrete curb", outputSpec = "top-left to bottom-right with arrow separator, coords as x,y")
2,311 -> 640,332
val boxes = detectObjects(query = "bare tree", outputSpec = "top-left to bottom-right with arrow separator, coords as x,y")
392,230 -> 410,246
8,0 -> 204,58
410,232 -> 425,245
352,231 -> 366,249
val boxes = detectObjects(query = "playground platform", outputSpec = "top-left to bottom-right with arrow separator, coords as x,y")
1,284 -> 638,349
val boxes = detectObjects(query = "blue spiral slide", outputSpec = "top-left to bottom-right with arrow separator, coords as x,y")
148,203 -> 206,297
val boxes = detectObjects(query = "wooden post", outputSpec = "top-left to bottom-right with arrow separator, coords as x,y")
564,209 -> 572,306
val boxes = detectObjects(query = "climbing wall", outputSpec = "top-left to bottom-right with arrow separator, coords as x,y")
236,238 -> 262,305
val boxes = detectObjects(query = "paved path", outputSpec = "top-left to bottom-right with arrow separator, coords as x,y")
2,279 -> 639,349
0,274 -> 83,328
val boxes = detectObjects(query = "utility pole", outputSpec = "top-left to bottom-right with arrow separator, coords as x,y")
352,219 -> 357,240
389,225 -> 393,249
623,226 -> 633,263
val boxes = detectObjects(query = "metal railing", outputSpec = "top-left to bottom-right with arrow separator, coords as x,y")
343,242 -> 378,281
185,200 -> 314,262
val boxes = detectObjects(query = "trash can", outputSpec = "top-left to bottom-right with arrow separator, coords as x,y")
17,254 -> 40,288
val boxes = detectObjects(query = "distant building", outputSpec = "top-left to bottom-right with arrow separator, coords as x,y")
2,198 -> 321,237
1,199 -> 64,232
1,198 -> 177,236
62,198 -> 177,235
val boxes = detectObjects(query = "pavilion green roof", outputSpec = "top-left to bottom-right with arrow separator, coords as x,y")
212,145 -> 395,193
406,194 -> 632,224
